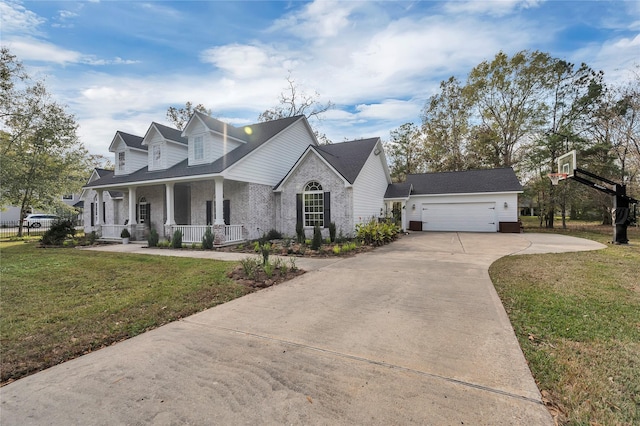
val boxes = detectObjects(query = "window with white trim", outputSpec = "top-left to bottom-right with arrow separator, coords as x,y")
194,136 -> 204,160
304,181 -> 323,227
118,151 -> 125,169
153,145 -> 161,168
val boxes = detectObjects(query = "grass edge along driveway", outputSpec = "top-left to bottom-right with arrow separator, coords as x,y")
0,241 -> 250,385
490,228 -> 640,426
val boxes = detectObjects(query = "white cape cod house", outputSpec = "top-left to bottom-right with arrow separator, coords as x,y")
82,113 -> 393,244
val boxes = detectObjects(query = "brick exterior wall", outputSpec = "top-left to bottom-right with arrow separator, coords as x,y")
278,153 -> 353,239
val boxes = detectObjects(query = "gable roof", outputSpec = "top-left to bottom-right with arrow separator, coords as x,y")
108,131 -> 146,152
273,137 -> 382,191
192,112 -> 304,146
144,122 -> 187,145
315,138 -> 380,184
401,168 -> 522,195
84,116 -> 309,189
118,131 -> 146,150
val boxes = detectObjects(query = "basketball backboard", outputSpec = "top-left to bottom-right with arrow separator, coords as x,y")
557,150 -> 577,180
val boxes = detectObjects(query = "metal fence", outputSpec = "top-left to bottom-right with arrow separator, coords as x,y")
0,219 -> 84,239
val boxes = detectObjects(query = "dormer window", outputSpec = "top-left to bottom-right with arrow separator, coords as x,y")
194,136 -> 204,160
118,151 -> 125,169
153,145 -> 161,168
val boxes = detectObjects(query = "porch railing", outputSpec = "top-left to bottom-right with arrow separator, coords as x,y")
101,224 -> 126,239
170,225 -> 245,245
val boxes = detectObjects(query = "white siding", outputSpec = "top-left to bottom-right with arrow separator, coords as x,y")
112,137 -> 146,176
147,129 -> 187,171
126,149 -> 148,174
352,147 -> 390,226
224,120 -> 315,185
186,119 -> 243,166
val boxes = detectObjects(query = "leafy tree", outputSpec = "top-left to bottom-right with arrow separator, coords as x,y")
1,48 -> 94,236
422,76 -> 470,171
166,101 -> 211,130
386,122 -> 426,182
529,61 -> 605,228
259,73 -> 334,144
465,50 -> 553,168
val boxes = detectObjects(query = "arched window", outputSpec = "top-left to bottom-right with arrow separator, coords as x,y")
138,196 -> 149,224
303,181 -> 324,227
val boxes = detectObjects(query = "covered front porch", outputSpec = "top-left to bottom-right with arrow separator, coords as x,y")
90,175 -> 259,246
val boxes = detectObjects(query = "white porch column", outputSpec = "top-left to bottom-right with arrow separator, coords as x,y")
165,182 -> 175,226
401,201 -> 407,231
128,186 -> 137,226
96,190 -> 104,226
214,177 -> 224,225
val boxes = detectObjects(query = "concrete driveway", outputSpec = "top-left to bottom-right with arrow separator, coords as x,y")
0,232 -> 605,425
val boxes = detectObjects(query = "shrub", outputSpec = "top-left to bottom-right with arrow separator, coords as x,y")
41,220 -> 76,246
260,242 -> 271,265
120,228 -> 130,238
356,218 -> 399,246
240,257 -> 260,279
202,227 -> 214,250
88,231 -> 97,245
332,245 -> 341,255
311,225 -> 322,250
296,221 -> 305,243
148,228 -> 159,247
171,229 -> 183,249
263,261 -> 273,278
329,222 -> 337,242
265,229 -> 282,241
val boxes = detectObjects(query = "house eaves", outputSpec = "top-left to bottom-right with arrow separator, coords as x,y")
273,146 -> 352,192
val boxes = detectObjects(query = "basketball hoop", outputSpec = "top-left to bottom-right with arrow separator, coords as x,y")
548,173 -> 568,186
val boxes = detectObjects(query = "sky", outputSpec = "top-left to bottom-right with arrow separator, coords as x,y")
1,0 -> 639,160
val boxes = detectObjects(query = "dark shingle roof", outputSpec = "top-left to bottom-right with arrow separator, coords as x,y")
314,138 -> 379,184
384,182 -> 412,199
95,168 -> 114,178
117,131 -> 146,150
194,112 -> 303,145
151,122 -> 187,145
84,116 -> 306,188
402,168 -> 522,195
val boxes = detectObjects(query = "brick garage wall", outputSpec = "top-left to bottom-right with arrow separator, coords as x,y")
278,153 -> 352,239
246,182 -> 276,240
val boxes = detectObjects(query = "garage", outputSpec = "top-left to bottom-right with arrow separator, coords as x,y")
421,202 -> 497,232
384,168 -> 523,233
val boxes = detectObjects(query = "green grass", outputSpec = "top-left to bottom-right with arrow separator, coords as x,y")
0,241 -> 249,385
490,222 -> 640,425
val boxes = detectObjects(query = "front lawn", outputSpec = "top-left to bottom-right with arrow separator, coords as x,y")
490,224 -> 640,425
0,241 -> 249,385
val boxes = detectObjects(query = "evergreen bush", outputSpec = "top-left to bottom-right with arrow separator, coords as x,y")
202,227 -> 214,249
171,229 -> 183,249
311,225 -> 322,250
41,220 -> 76,246
148,228 -> 159,247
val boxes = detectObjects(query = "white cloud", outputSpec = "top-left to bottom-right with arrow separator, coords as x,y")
0,0 -> 46,34
269,0 -> 357,39
443,0 -> 544,17
572,33 -> 640,84
200,44 -> 295,79
3,37 -> 82,64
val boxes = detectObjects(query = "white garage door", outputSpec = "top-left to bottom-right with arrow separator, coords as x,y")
421,202 -> 497,232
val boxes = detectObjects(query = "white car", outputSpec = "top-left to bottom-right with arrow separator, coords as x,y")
22,214 -> 59,228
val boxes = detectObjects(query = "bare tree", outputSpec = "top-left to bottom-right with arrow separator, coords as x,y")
259,73 -> 334,144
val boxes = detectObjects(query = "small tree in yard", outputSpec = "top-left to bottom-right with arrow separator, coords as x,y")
296,221 -> 305,243
1,48 -> 97,237
41,220 -> 75,246
171,230 -> 183,248
202,227 -> 214,249
328,222 -> 337,243
311,225 -> 322,250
